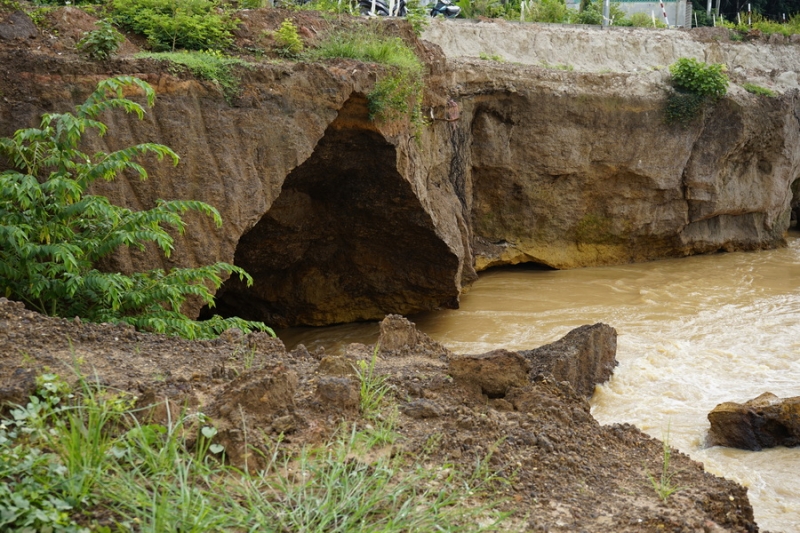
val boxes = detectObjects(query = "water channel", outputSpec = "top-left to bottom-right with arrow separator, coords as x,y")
279,237 -> 800,532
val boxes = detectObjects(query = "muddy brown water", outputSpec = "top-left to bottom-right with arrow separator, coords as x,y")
279,237 -> 800,532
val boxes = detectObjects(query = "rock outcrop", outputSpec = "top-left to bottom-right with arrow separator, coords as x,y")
707,392 -> 800,450
2,10 -> 800,326
519,323 -> 618,398
450,323 -> 617,400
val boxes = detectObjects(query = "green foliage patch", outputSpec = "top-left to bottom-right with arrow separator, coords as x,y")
273,19 -> 304,59
0,371 -> 510,532
719,12 -> 800,37
669,57 -> 729,98
76,19 -> 125,61
312,25 -> 425,127
0,76 -> 270,339
629,11 -> 666,27
743,82 -> 776,97
521,0 -> 570,23
137,50 -> 249,102
665,58 -> 728,125
110,0 -> 237,51
664,91 -> 708,125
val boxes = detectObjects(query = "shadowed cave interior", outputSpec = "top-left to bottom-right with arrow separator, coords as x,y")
205,95 -> 460,328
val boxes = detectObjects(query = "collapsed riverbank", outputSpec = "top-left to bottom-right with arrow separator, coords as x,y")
0,298 -> 759,531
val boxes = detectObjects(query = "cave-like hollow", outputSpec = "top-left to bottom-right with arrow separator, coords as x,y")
208,95 -> 461,328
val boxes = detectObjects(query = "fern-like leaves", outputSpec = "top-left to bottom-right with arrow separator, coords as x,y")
0,76 -> 271,339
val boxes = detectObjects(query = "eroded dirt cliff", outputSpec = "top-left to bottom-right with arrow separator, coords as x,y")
2,8 -> 799,326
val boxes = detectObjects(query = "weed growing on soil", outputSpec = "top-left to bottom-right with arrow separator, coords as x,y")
356,344 -> 391,419
0,76 -> 270,339
540,60 -> 574,71
0,372 -> 509,532
646,427 -> 684,502
480,51 -> 505,62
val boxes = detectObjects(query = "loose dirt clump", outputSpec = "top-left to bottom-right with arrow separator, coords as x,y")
0,298 -> 759,532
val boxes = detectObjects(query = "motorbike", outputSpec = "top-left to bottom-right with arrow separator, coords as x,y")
358,0 -> 407,16
357,0 -> 460,18
428,0 -> 460,17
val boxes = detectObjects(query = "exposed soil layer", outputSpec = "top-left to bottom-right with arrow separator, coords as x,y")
0,298 -> 760,532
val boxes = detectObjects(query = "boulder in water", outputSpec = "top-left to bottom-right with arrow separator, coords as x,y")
707,392 -> 800,450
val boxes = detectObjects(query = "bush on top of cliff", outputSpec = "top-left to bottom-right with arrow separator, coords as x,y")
669,58 -> 729,98
0,76 -> 272,340
110,0 -> 237,51
665,58 -> 728,125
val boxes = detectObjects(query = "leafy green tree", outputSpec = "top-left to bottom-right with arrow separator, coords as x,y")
0,76 -> 272,339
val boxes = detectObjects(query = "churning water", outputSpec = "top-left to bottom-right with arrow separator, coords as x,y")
280,238 -> 800,532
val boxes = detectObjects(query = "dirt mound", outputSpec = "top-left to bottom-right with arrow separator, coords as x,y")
0,298 -> 758,532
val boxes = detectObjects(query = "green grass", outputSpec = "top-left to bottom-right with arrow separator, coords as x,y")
310,25 -> 423,75
356,344 -> 392,419
136,50 -> 250,102
743,82 -> 776,97
540,60 -> 574,71
1,371 -> 510,532
310,25 -> 426,129
646,427 -> 684,502
479,52 -> 505,62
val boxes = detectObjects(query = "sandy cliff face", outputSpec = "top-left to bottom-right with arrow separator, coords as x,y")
2,10 -> 800,326
425,20 -> 800,269
446,60 -> 800,269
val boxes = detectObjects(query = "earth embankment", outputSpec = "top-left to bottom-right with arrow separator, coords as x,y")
2,9 -> 799,326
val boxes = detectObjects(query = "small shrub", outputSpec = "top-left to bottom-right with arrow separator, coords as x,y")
110,0 -> 237,51
273,19 -> 303,59
76,19 -> 125,60
456,0 -> 506,19
630,12 -> 666,27
522,0 -> 569,23
669,57 -> 728,98
571,2 -> 603,24
743,82 -> 776,97
405,0 -> 429,36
